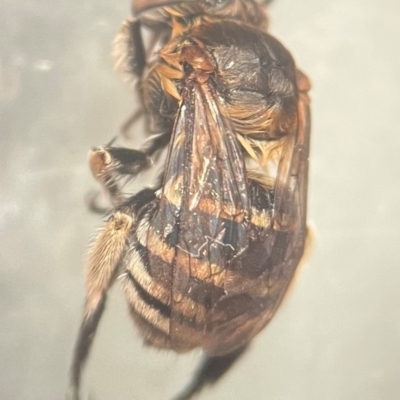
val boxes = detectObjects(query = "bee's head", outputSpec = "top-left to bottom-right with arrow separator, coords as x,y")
132,0 -> 268,29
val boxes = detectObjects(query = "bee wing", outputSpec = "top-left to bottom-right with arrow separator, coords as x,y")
157,79 -> 252,258
146,71 -> 311,353
265,71 -> 311,262
204,72 -> 311,354
148,78 -> 252,349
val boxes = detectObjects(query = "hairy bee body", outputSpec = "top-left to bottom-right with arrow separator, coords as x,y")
70,1 -> 311,399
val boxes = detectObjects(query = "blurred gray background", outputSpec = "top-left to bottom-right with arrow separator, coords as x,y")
1,0 -> 400,399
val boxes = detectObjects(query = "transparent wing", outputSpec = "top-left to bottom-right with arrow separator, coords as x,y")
146,70 -> 311,354
148,78 -> 252,349
204,71 -> 311,355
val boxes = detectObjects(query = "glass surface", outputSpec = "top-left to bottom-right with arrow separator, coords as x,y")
1,1 -> 399,399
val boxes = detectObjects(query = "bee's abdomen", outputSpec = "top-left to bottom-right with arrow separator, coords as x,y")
119,181 -> 284,355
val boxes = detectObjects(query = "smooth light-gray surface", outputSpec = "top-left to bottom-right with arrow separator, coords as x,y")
1,1 -> 399,399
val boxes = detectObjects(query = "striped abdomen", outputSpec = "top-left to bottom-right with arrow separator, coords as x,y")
119,181 -> 300,357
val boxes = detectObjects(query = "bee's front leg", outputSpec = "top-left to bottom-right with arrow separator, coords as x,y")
114,18 -> 146,80
87,146 -> 151,213
87,131 -> 170,214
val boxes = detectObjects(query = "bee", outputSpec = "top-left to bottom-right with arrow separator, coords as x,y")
69,0 -> 311,399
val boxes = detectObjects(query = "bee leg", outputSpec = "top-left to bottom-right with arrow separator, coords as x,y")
88,131 -> 169,210
172,346 -> 249,400
113,17 -> 147,138
69,211 -> 133,400
85,189 -> 109,215
89,146 -> 152,207
144,131 -> 171,156
114,18 -> 146,80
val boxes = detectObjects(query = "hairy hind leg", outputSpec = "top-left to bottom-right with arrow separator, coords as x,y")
69,186 -> 159,399
69,210 -> 133,399
172,345 -> 249,400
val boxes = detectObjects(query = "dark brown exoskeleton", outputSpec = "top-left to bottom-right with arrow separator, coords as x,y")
69,1 -> 311,399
